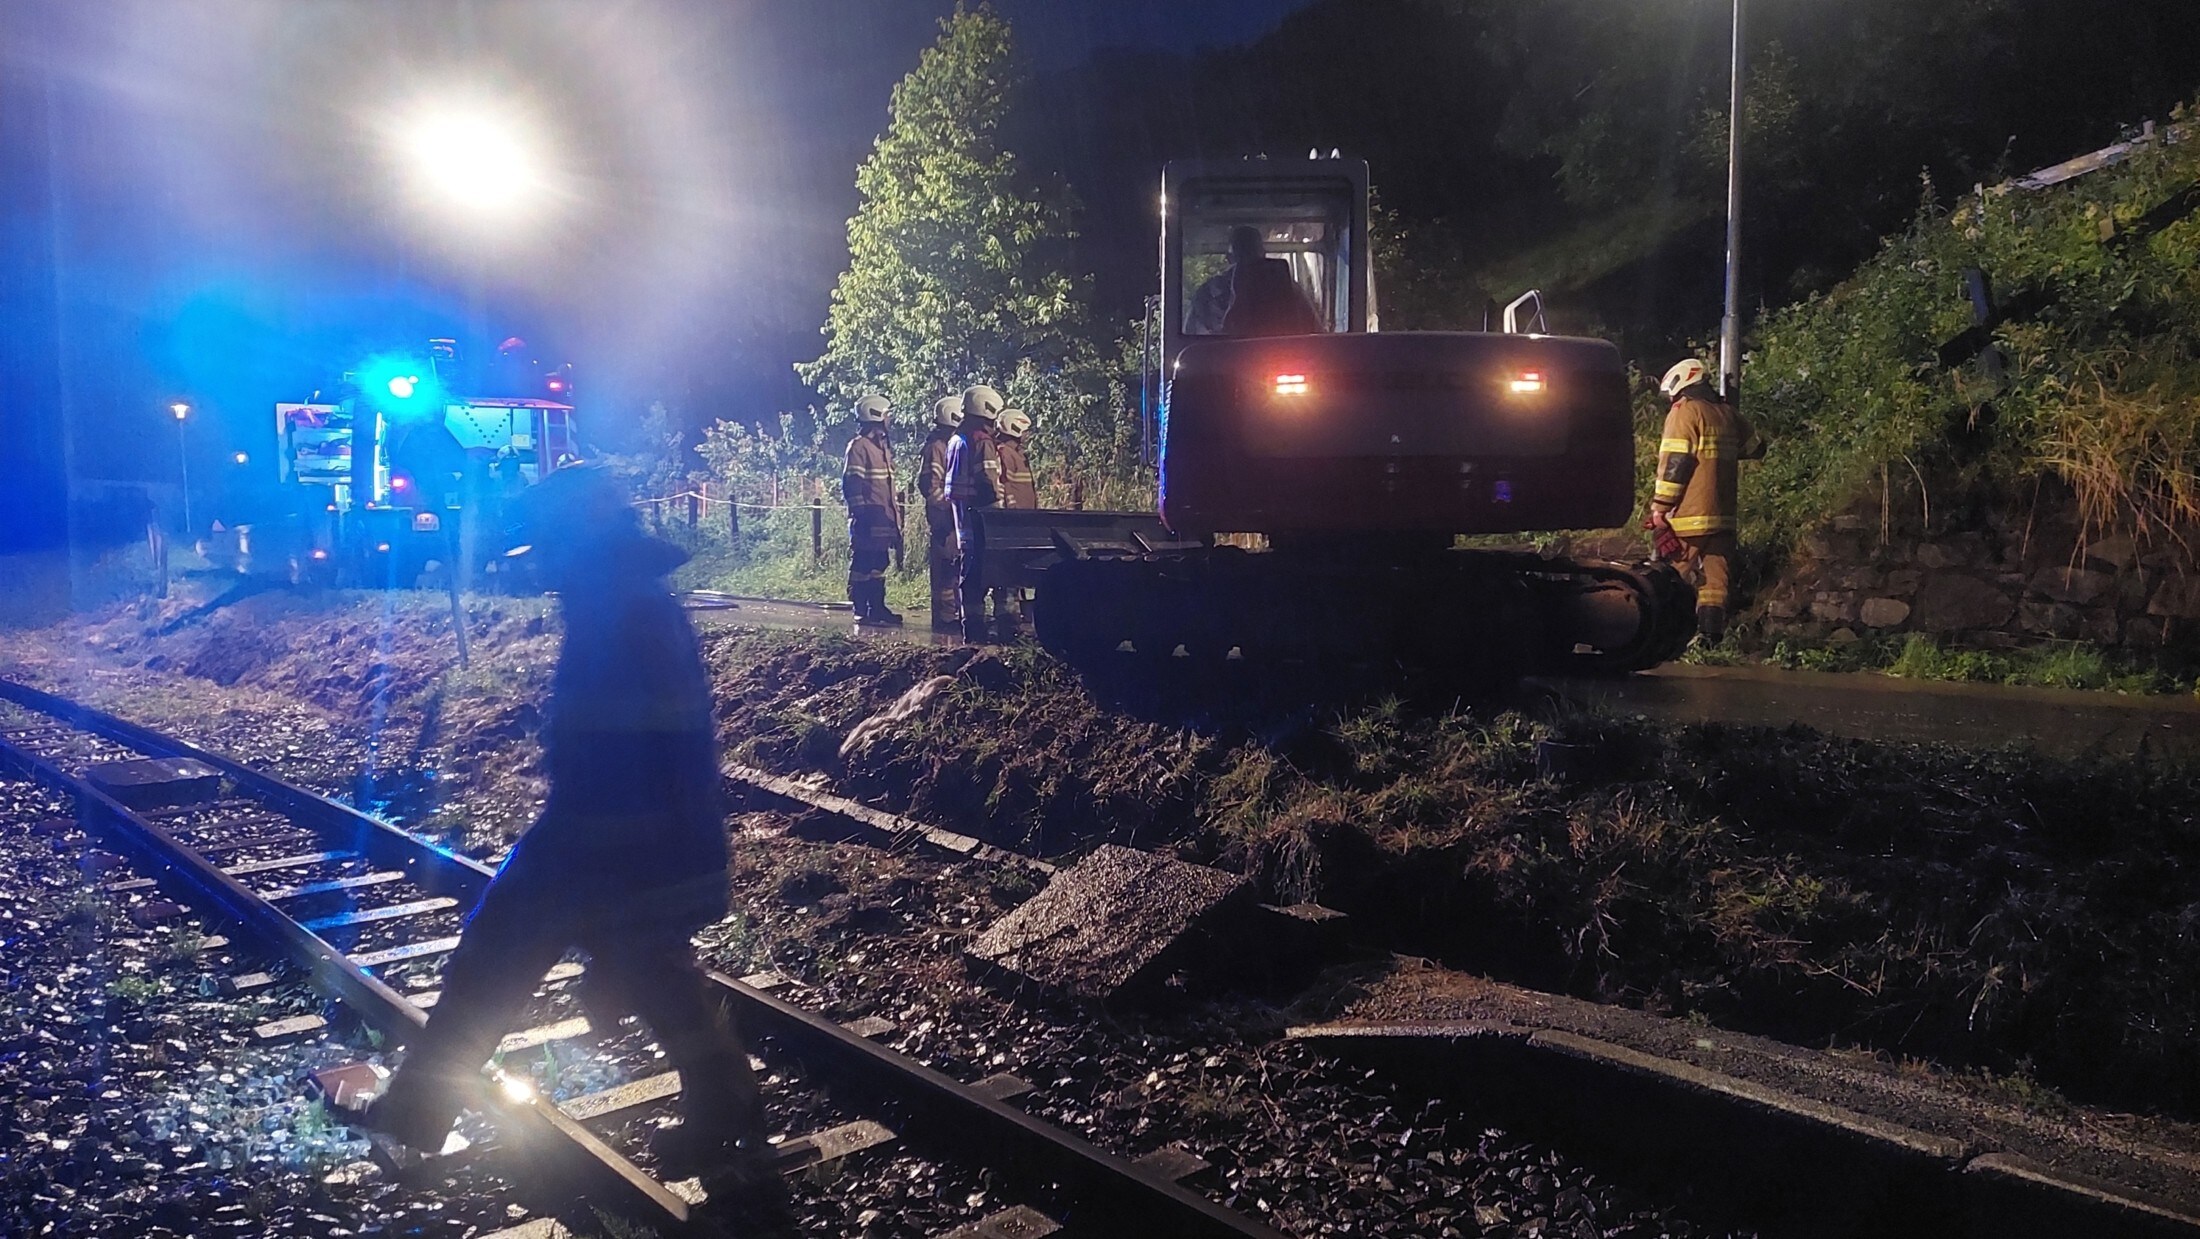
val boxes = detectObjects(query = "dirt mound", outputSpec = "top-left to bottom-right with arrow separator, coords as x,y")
702,631 -> 2200,1119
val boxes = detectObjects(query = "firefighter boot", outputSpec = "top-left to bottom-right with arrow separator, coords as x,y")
865,581 -> 904,627
1695,604 -> 1728,644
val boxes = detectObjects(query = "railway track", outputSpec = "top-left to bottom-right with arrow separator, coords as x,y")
0,676 -> 1286,1239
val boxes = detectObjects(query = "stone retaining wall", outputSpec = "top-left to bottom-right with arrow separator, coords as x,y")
1755,496 -> 2200,651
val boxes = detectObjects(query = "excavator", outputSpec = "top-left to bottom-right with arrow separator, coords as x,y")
978,156 -> 1696,680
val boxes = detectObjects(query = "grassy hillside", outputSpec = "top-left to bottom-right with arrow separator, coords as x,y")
1740,110 -> 2200,560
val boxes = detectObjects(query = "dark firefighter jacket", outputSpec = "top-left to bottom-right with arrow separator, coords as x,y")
1651,392 -> 1764,537
996,437 -> 1037,509
841,430 -> 900,551
521,533 -> 729,913
919,428 -> 956,513
946,425 -> 1001,508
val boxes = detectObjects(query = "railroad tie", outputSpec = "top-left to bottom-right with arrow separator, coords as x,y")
970,1073 -> 1035,1103
259,870 -> 405,902
104,848 -> 361,895
1132,1145 -> 1213,1183
412,960 -> 585,1011
560,1072 -> 683,1123
941,1206 -> 1063,1238
300,897 -> 458,932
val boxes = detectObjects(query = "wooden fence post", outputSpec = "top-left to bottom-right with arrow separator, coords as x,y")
687,490 -> 699,529
810,479 -> 824,564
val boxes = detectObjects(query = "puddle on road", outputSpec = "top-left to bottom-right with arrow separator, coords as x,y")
1540,664 -> 2200,761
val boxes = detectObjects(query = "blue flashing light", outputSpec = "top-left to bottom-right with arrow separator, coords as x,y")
358,353 -> 444,424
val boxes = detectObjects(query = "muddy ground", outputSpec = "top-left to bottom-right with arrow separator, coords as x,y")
9,584 -> 2200,1127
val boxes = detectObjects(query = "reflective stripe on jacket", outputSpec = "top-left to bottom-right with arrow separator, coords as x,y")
996,437 -> 1038,509
1651,393 -> 1762,537
841,430 -> 898,514
919,429 -> 955,509
946,427 -> 1000,506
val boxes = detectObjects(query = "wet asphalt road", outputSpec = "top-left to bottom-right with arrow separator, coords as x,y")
1542,662 -> 2200,762
686,594 -> 2200,761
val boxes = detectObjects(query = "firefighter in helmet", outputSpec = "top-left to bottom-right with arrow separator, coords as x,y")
945,384 -> 1005,644
1649,358 -> 1764,643
990,408 -> 1038,637
918,396 -> 963,629
841,394 -> 903,626
995,409 -> 1038,510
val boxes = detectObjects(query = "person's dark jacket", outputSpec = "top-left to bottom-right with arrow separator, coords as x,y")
526,533 -> 728,897
1224,258 -> 1323,337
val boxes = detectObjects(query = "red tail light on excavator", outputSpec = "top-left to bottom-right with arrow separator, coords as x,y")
1509,370 -> 1547,394
1272,373 -> 1310,396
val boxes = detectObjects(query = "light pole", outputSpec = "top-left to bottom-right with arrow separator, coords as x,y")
1718,0 -> 1745,401
171,403 -> 194,536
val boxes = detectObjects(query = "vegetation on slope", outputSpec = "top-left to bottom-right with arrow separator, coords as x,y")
1741,110 -> 2200,562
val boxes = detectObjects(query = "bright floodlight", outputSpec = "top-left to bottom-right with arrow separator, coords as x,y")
400,102 -> 545,220
171,402 -> 189,420
387,375 -> 417,399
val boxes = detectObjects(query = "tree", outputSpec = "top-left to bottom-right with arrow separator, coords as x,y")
797,4 -> 1095,421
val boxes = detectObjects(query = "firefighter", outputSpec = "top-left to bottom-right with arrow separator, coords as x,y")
1649,358 -> 1765,643
919,396 -> 963,629
333,467 -> 766,1175
945,384 -> 1005,644
842,394 -> 903,626
991,408 -> 1039,637
995,409 -> 1038,509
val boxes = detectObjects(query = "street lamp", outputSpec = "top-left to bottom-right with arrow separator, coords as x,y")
1719,0 -> 1745,401
171,403 -> 193,536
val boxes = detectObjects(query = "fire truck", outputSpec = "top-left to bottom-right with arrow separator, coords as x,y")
272,340 -> 578,586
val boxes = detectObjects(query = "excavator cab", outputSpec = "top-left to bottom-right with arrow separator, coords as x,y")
1162,158 -> 1370,358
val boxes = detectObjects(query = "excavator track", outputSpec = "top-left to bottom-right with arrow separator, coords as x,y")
1032,546 -> 1696,683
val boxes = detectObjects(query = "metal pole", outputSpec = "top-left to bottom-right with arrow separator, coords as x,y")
1139,295 -> 1156,467
1719,0 -> 1745,402
176,419 -> 194,537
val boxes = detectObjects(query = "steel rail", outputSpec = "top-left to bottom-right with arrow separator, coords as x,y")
0,681 -> 696,1231
709,970 -> 1287,1239
0,677 -> 1286,1239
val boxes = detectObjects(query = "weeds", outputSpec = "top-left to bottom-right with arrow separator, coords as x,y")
104,975 -> 162,1005
158,926 -> 207,965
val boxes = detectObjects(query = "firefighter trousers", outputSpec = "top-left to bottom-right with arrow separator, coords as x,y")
370,840 -> 761,1147
848,546 -> 891,611
954,500 -> 993,641
926,505 -> 960,625
1680,530 -> 1736,611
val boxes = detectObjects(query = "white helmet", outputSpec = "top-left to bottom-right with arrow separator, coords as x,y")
932,396 -> 963,428
854,394 -> 890,424
997,408 -> 1031,438
961,384 -> 1003,422
1660,358 -> 1710,398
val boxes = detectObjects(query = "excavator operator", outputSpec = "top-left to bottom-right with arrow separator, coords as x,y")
1188,225 -> 1323,338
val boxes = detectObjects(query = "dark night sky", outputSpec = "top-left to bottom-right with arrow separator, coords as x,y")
0,0 -> 1313,519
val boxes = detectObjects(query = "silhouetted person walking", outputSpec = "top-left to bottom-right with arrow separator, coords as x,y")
338,466 -> 764,1171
